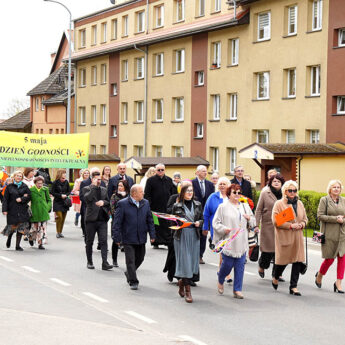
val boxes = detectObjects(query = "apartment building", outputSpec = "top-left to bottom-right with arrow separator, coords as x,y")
71,0 -> 345,183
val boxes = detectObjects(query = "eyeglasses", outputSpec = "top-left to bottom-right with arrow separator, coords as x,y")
235,170 -> 244,173
231,191 -> 241,195
287,189 -> 297,193
186,189 -> 193,193
157,169 -> 165,172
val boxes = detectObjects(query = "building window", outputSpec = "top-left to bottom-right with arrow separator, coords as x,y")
256,130 -> 269,143
154,5 -> 164,28
79,68 -> 86,87
256,72 -> 270,100
212,94 -> 220,120
61,129 -> 64,134
310,65 -> 321,96
174,97 -> 184,121
175,0 -> 185,22
100,105 -> 107,124
91,105 -> 97,125
229,93 -> 238,120
79,29 -> 86,48
173,146 -> 184,157
135,145 -> 144,157
100,145 -> 106,154
154,99 -> 164,121
288,5 -> 298,35
91,145 -> 96,154
312,0 -> 323,31
136,11 -> 145,33
195,71 -> 204,86
229,38 -> 239,66
91,25 -> 97,45
111,19 -> 117,40
111,125 -> 117,137
111,83 -> 117,96
211,147 -> 219,171
91,66 -> 97,85
213,0 -> 221,13
55,129 -> 58,134
49,129 -> 53,134
121,102 -> 128,123
79,107 -> 86,125
287,68 -> 296,98
309,129 -> 320,143
197,0 -> 205,16
122,60 -> 128,81
153,145 -> 163,157
228,148 -> 236,173
41,97 -> 45,111
122,15 -> 129,37
195,123 -> 204,138
175,49 -> 185,73
337,96 -> 345,115
136,101 -> 144,123
258,12 -> 271,41
136,57 -> 145,79
121,145 -> 127,160
35,97 -> 39,112
101,22 -> 107,43
211,42 -> 221,68
101,64 -> 107,84
286,130 -> 295,143
339,28 -> 345,47
155,53 -> 164,76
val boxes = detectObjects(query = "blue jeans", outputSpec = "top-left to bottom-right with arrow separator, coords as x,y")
218,253 -> 246,292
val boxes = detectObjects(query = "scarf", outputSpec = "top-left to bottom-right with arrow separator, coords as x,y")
14,181 -> 23,188
287,197 -> 298,216
270,185 -> 282,200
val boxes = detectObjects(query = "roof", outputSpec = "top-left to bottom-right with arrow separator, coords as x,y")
0,108 -> 31,130
27,65 -> 69,96
124,156 -> 210,167
43,90 -> 75,105
88,154 -> 121,162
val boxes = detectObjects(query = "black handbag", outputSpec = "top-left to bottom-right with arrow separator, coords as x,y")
249,235 -> 259,262
313,198 -> 327,245
64,197 -> 72,208
300,227 -> 308,275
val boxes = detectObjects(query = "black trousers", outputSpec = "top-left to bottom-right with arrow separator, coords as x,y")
274,262 -> 302,289
200,230 -> 207,259
85,221 -> 108,263
259,252 -> 276,277
112,241 -> 119,262
124,244 -> 146,285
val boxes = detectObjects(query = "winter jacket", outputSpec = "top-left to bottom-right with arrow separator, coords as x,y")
29,186 -> 51,223
51,179 -> 71,212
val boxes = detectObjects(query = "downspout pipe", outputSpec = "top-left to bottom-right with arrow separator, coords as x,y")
226,0 -> 237,19
298,156 -> 303,190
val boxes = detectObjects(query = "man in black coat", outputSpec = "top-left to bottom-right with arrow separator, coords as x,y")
113,184 -> 155,290
231,165 -> 253,200
144,163 -> 175,248
107,163 -> 134,199
83,172 -> 112,271
192,165 -> 215,264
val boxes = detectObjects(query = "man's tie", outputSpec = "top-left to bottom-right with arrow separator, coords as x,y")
200,180 -> 205,198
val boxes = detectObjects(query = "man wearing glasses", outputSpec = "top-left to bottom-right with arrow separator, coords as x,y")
144,163 -> 175,249
231,166 -> 253,200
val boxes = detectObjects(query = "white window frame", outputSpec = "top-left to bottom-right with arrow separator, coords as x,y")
174,97 -> 184,121
176,0 -> 185,22
91,66 -> 97,85
80,29 -> 86,48
101,104 -> 107,124
312,0 -> 323,31
136,101 -> 144,123
111,125 -> 117,137
35,97 -> 39,112
136,57 -> 145,79
337,96 -> 345,115
310,65 -> 320,96
212,42 -> 221,68
231,38 -> 239,66
258,12 -> 271,41
229,148 -> 236,173
199,0 -> 205,16
286,130 -> 295,143
175,49 -> 185,73
310,130 -> 320,143
257,130 -> 269,144
79,69 -> 86,87
155,5 -> 164,27
112,83 -> 117,96
123,15 -> 129,37
212,147 -> 219,171
122,60 -> 128,81
197,71 -> 204,86
214,0 -> 221,12
137,11 -> 145,33
91,145 -> 97,154
339,28 -> 345,47
155,99 -> 164,122
155,53 -> 164,76
122,102 -> 128,123
229,93 -> 238,120
287,68 -> 296,98
288,5 -> 298,36
101,64 -> 107,84
41,97 -> 45,111
112,19 -> 117,40
91,105 -> 97,125
100,145 -> 106,154
136,146 -> 144,157
121,145 -> 127,160
196,123 -> 204,138
101,22 -> 107,42
174,146 -> 184,158
154,146 -> 163,157
213,94 -> 220,120
257,72 -> 270,100
80,107 -> 86,125
92,25 -> 97,45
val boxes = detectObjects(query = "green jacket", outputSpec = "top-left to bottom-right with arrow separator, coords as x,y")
30,186 -> 52,222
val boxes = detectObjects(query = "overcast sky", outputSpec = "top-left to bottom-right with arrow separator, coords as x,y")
0,0 -> 114,118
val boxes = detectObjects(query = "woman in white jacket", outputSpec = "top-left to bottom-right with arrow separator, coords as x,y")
213,183 -> 256,299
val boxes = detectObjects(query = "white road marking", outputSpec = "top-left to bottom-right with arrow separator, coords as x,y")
50,278 -> 71,287
125,311 -> 157,324
21,266 -> 40,273
208,263 -> 219,267
245,271 -> 256,276
0,256 -> 13,262
82,292 -> 109,303
179,335 -> 208,345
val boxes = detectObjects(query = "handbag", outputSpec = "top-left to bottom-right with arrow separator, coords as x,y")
249,234 -> 259,262
64,197 -> 72,208
312,198 -> 327,244
300,227 -> 308,275
27,207 -> 33,218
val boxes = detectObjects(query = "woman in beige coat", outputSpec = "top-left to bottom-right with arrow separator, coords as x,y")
271,180 -> 308,296
315,180 -> 345,293
255,174 -> 285,279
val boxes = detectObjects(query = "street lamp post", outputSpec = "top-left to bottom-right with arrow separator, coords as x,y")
43,0 -> 72,135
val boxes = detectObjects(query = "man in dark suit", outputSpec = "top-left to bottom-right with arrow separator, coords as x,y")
83,172 -> 112,271
231,165 -> 253,200
107,163 -> 134,199
192,165 -> 215,264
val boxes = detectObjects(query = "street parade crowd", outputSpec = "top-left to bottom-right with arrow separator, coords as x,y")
1,163 -> 345,302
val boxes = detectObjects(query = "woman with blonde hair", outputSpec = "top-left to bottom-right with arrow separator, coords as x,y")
140,167 -> 156,190
101,166 -> 112,187
51,169 -> 71,238
271,180 -> 308,296
72,169 -> 90,226
23,168 -> 35,188
315,180 -> 345,293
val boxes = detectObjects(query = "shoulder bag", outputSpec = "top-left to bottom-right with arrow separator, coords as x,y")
313,198 -> 327,244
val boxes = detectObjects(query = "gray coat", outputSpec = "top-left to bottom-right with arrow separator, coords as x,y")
83,185 -> 110,222
317,195 -> 345,259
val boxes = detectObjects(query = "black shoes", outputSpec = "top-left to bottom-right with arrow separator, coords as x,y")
15,246 -> 24,251
315,272 -> 322,288
74,218 -> 78,226
38,244 -> 45,250
113,261 -> 119,268
289,288 -> 302,296
87,262 -> 95,269
226,278 -> 233,284
190,281 -> 197,287
278,277 -> 285,282
153,244 -> 159,249
29,240 -> 34,246
272,280 -> 278,290
6,235 -> 12,249
130,283 -> 138,290
102,262 -> 113,271
258,270 -> 265,279
334,282 -> 344,294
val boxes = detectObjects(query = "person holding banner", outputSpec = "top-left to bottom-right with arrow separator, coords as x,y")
51,169 -> 71,238
2,170 -> 31,251
271,180 -> 308,296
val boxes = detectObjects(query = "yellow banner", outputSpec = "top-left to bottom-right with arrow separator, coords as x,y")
0,132 -> 89,168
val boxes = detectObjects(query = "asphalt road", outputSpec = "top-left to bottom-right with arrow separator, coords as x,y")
0,210 -> 344,345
